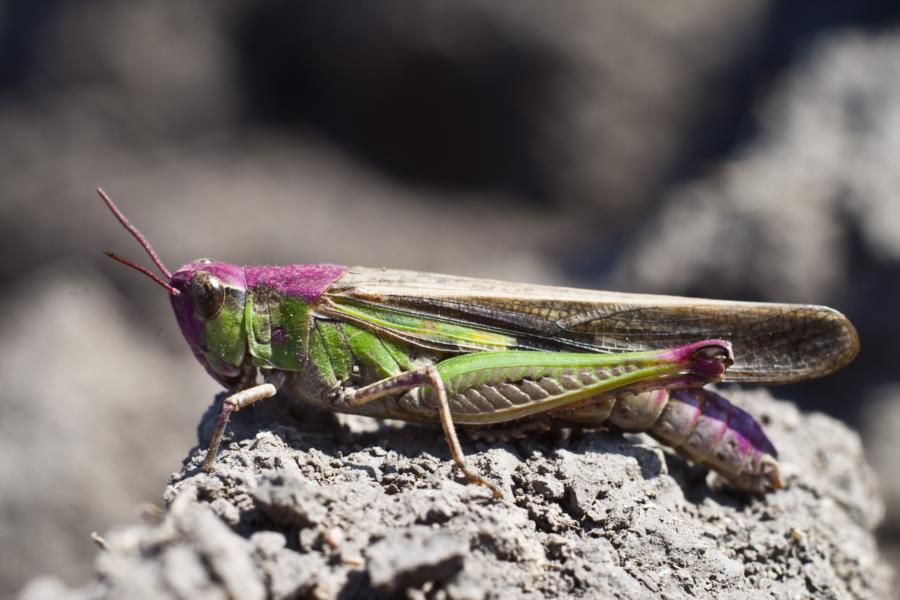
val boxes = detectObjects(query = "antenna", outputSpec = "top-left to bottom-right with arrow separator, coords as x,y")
98,188 -> 180,296
102,251 -> 181,296
97,188 -> 173,279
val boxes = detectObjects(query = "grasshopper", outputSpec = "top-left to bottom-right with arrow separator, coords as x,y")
99,189 -> 858,497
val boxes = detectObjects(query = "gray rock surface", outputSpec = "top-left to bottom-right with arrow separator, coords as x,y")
21,389 -> 893,599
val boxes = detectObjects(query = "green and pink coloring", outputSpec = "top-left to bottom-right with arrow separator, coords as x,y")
100,188 -> 859,496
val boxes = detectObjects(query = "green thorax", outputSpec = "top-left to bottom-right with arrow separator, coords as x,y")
243,285 -> 412,382
245,285 -> 313,370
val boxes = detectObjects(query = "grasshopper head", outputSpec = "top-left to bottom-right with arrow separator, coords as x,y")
99,189 -> 253,388
169,260 -> 251,388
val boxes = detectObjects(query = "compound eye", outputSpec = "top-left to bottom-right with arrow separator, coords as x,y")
190,271 -> 225,320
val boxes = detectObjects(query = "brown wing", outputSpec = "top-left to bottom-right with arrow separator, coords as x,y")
323,267 -> 859,384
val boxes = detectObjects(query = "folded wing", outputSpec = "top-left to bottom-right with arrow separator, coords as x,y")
322,267 -> 859,384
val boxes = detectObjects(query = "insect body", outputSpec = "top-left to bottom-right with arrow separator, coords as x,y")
100,190 -> 859,497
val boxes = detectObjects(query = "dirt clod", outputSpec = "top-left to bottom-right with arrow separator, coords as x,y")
20,388 -> 893,599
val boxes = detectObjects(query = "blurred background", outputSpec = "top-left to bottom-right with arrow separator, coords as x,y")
3,0 -> 900,595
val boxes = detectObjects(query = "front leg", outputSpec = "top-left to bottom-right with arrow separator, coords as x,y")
336,365 -> 504,499
202,383 -> 278,472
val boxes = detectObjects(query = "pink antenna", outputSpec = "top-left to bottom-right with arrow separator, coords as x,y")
97,188 -> 173,279
102,251 -> 181,296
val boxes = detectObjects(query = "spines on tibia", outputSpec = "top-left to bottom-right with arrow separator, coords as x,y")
604,388 -> 781,494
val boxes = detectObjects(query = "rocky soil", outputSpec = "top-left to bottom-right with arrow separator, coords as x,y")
21,389 -> 893,599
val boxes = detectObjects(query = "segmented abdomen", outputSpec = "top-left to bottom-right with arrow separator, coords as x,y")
558,388 -> 781,493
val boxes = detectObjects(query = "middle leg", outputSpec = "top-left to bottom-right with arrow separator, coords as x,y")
338,365 -> 503,498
